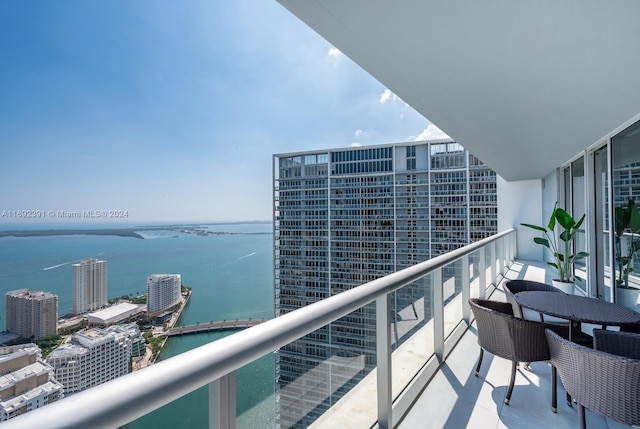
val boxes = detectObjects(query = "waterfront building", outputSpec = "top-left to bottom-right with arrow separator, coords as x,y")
273,140 -> 497,427
72,258 -> 108,314
46,326 -> 132,395
146,274 -> 181,314
0,344 -> 64,421
5,289 -> 58,341
86,302 -> 144,327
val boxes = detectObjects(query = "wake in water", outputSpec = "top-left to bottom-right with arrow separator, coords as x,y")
235,252 -> 256,262
43,261 -> 76,271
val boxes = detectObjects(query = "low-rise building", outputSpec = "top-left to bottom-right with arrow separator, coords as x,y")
0,344 -> 64,421
86,302 -> 144,327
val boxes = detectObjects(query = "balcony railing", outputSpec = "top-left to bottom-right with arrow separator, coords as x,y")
4,229 -> 516,429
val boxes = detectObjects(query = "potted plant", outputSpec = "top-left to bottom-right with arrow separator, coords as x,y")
614,199 -> 640,308
521,202 -> 589,294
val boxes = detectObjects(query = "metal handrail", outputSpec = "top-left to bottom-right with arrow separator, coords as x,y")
5,228 -> 515,429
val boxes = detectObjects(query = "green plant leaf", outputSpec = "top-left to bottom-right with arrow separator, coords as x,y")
547,203 -> 558,231
615,206 -> 628,236
573,213 -> 586,230
532,237 -> 550,248
520,223 -> 547,233
555,207 -> 576,230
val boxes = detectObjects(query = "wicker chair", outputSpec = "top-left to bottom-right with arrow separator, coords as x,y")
503,279 -> 565,319
469,298 -> 551,405
546,328 -> 640,429
503,279 -> 579,341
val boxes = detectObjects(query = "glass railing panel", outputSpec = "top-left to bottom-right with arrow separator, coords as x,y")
443,259 -> 464,339
469,249 -> 481,299
277,308 -> 377,428
390,277 -> 434,399
123,332 -> 275,429
485,242 -> 494,288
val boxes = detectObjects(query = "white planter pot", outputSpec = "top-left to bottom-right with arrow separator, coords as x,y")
617,286 -> 640,309
552,279 -> 575,294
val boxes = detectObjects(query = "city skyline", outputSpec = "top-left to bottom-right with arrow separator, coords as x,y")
0,1 -> 447,227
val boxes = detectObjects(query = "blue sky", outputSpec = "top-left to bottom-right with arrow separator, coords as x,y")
0,1 -> 446,227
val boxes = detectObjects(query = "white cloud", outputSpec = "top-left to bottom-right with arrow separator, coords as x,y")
350,142 -> 362,147
379,89 -> 398,104
412,124 -> 451,141
354,129 -> 364,138
328,47 -> 342,58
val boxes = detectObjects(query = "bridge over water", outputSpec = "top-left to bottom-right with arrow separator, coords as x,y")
165,319 -> 267,337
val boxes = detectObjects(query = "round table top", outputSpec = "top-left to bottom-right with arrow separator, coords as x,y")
514,291 -> 640,326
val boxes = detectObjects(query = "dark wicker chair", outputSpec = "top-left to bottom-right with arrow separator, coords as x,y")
546,328 -> 640,429
593,328 -> 640,359
503,279 -> 565,319
469,298 -> 551,405
503,279 -> 579,343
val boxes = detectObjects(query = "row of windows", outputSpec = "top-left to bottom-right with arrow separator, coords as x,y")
333,160 -> 393,175
331,147 -> 393,162
431,152 -> 465,169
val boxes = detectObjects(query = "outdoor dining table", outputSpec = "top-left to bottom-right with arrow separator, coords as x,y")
514,291 -> 640,338
514,290 -> 640,411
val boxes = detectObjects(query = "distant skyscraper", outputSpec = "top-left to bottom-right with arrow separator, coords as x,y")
6,289 -> 58,341
72,258 -> 108,314
46,326 -> 133,395
273,140 -> 497,428
0,344 -> 64,421
146,274 -> 181,314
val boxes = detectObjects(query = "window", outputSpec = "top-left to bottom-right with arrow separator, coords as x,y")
612,120 -> 640,303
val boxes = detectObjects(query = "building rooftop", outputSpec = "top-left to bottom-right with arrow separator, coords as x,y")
86,302 -> 142,325
0,361 -> 50,389
1,381 -> 63,413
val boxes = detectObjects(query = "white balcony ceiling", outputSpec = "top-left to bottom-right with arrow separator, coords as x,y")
277,0 -> 640,181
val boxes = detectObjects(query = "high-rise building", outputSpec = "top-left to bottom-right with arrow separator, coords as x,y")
72,258 -> 108,314
46,326 -> 132,395
0,344 -> 64,421
5,289 -> 58,341
146,274 -> 182,314
273,140 -> 497,427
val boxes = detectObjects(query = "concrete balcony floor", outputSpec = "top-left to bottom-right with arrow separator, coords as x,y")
398,260 -> 634,429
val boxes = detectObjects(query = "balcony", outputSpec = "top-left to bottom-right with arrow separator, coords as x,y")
4,229 -> 636,428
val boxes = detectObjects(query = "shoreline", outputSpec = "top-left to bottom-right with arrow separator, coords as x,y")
133,288 -> 192,370
0,229 -> 145,239
0,227 -> 272,239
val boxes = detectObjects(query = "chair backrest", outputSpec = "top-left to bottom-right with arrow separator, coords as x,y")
546,328 -> 640,426
503,280 -> 561,318
594,329 -> 640,360
469,298 -> 550,363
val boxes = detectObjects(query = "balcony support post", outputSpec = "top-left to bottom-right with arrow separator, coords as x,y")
462,254 -> 471,324
376,294 -> 392,429
490,242 -> 497,288
433,268 -> 444,361
478,247 -> 487,299
209,372 -> 236,429
496,238 -> 503,275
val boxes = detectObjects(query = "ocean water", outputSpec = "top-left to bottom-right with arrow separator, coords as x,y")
0,223 -> 275,428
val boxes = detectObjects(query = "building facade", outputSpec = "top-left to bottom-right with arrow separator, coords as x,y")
273,140 -> 497,427
72,258 -> 108,315
46,326 -> 132,395
146,274 -> 181,314
5,289 -> 58,341
0,344 -> 64,421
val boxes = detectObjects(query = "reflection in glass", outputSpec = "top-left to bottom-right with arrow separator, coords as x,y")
612,120 -> 640,304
